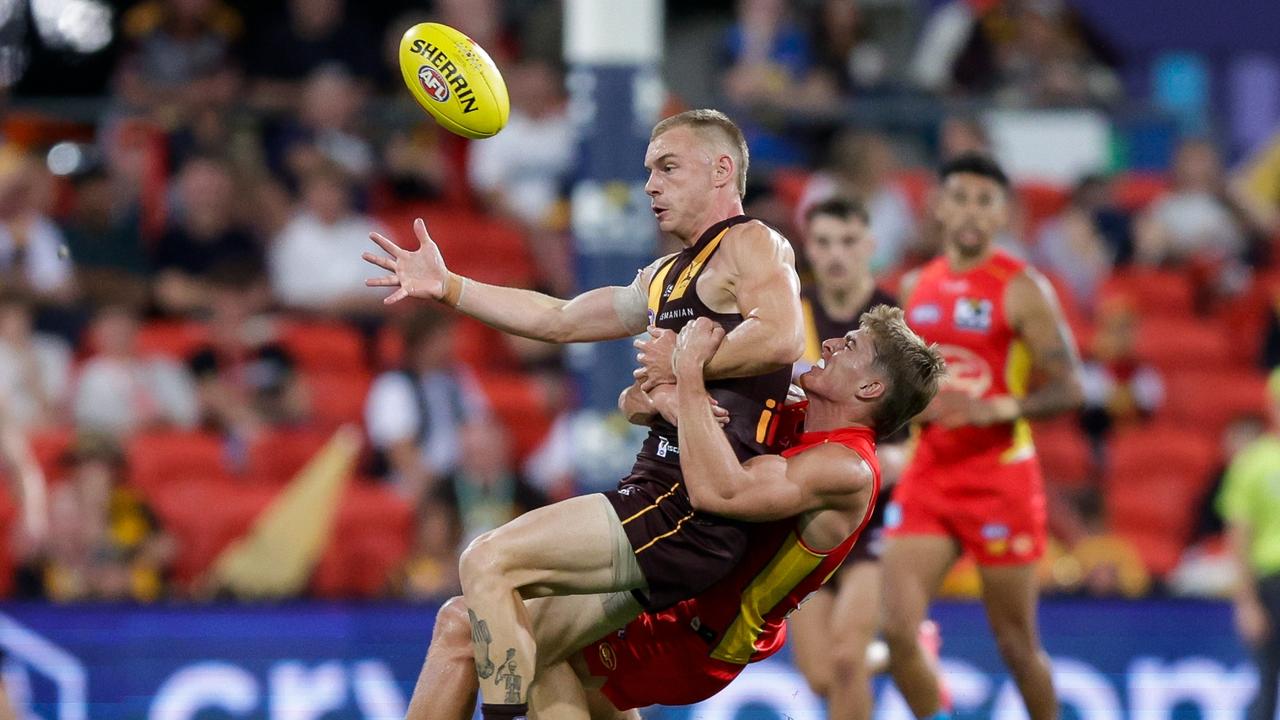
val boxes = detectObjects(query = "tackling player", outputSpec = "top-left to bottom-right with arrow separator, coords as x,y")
883,153 -> 1084,720
411,309 -> 946,718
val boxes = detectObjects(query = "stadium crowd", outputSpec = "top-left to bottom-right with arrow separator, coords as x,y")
0,0 -> 1275,604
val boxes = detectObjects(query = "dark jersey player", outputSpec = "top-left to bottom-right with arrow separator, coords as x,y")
413,309 -> 946,719
367,110 -> 808,720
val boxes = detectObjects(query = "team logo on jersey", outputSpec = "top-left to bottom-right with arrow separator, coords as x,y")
936,344 -> 993,397
657,436 -> 680,458
884,502 -> 903,529
598,642 -> 618,671
909,303 -> 941,325
953,297 -> 994,332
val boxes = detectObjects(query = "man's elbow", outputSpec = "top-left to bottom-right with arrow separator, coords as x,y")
687,484 -> 731,514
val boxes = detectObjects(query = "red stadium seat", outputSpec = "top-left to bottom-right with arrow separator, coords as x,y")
1017,182 -> 1070,234
771,168 -> 812,215
245,428 -> 335,485
1134,315 -> 1232,370
28,427 -> 73,485
1162,369 -> 1268,433
127,431 -> 231,497
279,321 -> 367,374
307,371 -> 374,428
1033,420 -> 1094,489
894,168 -> 934,217
150,479 -> 276,586
416,209 -> 535,287
478,373 -> 555,462
1104,425 -> 1218,576
83,321 -> 210,361
1101,270 -> 1196,318
311,483 -> 413,598
1111,172 -> 1170,213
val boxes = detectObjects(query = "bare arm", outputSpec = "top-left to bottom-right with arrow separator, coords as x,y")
703,223 -> 805,378
618,382 -> 729,428
1004,268 -> 1085,420
0,417 -> 46,549
1226,520 -> 1270,645
671,319 -> 865,521
365,219 -> 654,343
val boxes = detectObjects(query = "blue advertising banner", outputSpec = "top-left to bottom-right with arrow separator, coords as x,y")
0,600 -> 1255,719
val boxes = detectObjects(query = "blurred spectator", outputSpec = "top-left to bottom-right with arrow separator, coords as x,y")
381,123 -> 451,207
798,131 -> 916,272
809,0 -> 888,94
264,65 -> 375,187
938,114 -> 991,160
438,422 -> 547,549
467,59 -> 574,228
268,165 -> 385,312
153,156 -> 264,316
1232,129 -> 1280,239
396,497 -> 461,600
1033,177 -> 1117,305
0,291 -> 70,430
187,274 -> 306,440
722,0 -> 833,165
365,310 -> 489,504
62,167 -> 148,288
1218,368 -> 1280,720
1079,297 -> 1164,455
40,433 -> 173,602
74,304 -> 199,437
912,0 -> 1121,106
246,0 -> 380,112
0,148 -> 74,301
1192,415 -> 1267,547
1140,138 -> 1248,266
434,0 -> 515,64
115,0 -> 242,125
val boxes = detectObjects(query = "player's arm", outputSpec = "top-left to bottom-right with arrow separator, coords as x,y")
618,381 -> 729,428
672,319 -> 867,521
704,223 -> 805,378
365,219 -> 655,343
988,268 -> 1085,422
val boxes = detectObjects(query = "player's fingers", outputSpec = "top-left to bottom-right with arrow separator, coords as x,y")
366,275 -> 401,287
362,251 -> 397,271
633,367 -> 645,379
414,217 -> 433,246
647,325 -> 662,338
369,232 -> 403,257
640,377 -> 660,392
385,288 -> 410,305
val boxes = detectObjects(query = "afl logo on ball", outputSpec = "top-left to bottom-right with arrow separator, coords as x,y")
418,65 -> 451,102
598,642 -> 618,671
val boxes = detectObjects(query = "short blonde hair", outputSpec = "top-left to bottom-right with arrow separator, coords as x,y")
860,305 -> 946,439
651,109 -> 749,197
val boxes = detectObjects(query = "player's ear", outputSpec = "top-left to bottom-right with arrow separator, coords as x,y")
855,378 -> 885,402
713,153 -> 733,189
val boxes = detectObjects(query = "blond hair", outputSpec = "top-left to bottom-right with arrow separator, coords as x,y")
650,109 -> 749,197
860,305 -> 946,438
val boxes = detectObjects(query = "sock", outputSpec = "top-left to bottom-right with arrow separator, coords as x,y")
481,703 -> 528,720
924,712 -> 952,720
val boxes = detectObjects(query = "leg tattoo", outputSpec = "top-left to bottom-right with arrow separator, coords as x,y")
468,609 -> 496,679
494,648 -> 523,703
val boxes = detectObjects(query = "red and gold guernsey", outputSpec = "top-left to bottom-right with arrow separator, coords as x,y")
687,426 -> 881,665
904,249 -> 1035,468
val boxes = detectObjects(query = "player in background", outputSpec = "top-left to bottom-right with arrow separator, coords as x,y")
366,109 -> 806,720
406,310 -> 945,719
882,153 -> 1084,720
785,196 -> 942,720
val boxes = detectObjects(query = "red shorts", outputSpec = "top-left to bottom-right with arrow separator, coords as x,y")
886,455 -> 1046,565
582,605 -> 747,710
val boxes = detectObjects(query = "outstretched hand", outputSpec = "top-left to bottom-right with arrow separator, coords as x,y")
672,317 -> 726,381
363,218 -> 450,305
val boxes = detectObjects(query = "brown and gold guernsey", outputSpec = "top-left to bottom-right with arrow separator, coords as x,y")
637,215 -> 794,466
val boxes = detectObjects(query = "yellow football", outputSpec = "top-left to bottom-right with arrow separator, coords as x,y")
398,22 -> 510,139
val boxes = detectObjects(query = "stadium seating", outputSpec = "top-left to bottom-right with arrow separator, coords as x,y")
306,371 -> 374,428
1034,419 -> 1095,490
1162,368 -> 1268,433
279,321 -> 368,374
1135,315 -> 1233,370
310,484 -> 414,598
1101,269 -> 1196,318
127,431 -> 231,497
245,428 -> 335,486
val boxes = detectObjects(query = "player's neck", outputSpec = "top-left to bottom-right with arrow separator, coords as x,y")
678,197 -> 746,248
817,277 -> 874,321
804,396 -> 864,433
944,243 -> 994,273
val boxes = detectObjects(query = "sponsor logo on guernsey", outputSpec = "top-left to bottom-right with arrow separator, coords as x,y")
657,436 -> 680,458
909,303 -> 941,325
884,502 -> 903,529
981,523 -> 1009,540
954,297 -> 994,332
657,307 -> 695,323
937,344 -> 993,397
598,642 -> 618,671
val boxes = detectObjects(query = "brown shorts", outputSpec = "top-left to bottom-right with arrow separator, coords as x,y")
604,459 -> 750,611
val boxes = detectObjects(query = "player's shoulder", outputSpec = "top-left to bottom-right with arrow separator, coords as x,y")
791,442 -> 874,490
723,218 -> 794,259
1006,262 -> 1058,304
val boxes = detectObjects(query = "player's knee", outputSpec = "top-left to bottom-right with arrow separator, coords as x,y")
433,596 -> 472,647
458,530 -> 512,587
881,609 -> 919,655
831,643 -> 869,683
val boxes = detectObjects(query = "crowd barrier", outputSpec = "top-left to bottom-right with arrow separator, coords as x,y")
0,600 -> 1253,719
